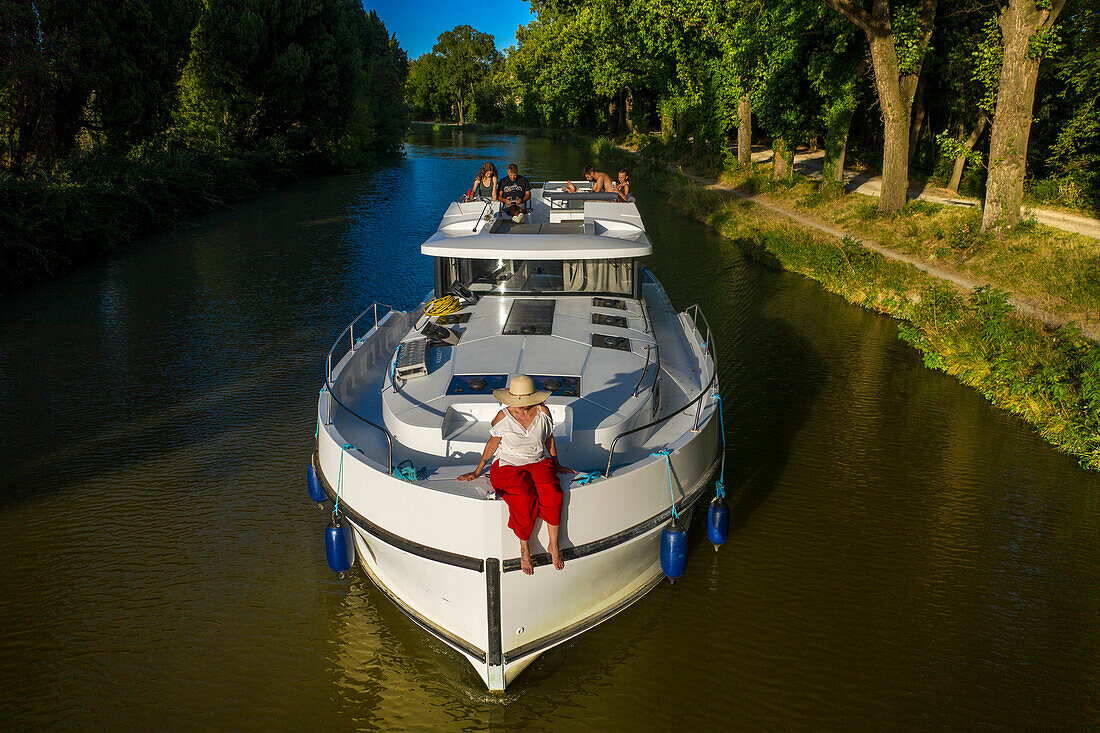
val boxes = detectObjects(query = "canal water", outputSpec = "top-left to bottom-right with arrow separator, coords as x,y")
2,129 -> 1098,729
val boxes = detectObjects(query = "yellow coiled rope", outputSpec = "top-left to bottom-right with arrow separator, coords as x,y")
425,295 -> 461,317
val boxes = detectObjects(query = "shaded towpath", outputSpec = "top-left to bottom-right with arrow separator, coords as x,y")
670,160 -> 1100,341
741,145 -> 1100,240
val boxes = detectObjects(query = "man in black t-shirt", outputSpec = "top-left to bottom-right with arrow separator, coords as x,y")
497,163 -> 531,223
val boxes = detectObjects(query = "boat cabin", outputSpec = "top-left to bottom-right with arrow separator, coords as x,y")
366,184 -> 678,477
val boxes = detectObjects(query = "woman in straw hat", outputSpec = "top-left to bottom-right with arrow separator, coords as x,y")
459,375 -> 574,574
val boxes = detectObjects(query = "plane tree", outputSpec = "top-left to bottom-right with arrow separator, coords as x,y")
824,0 -> 937,211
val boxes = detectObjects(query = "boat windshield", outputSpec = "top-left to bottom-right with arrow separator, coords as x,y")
439,257 -> 635,296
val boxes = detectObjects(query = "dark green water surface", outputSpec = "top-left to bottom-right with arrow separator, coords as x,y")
2,129 -> 1098,729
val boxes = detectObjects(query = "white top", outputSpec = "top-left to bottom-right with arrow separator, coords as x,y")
490,408 -> 553,467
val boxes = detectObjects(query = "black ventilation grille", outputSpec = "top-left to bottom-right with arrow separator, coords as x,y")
529,375 -> 580,398
447,374 -> 508,395
503,300 -> 556,335
593,297 -> 626,310
592,313 -> 628,328
592,334 -> 631,351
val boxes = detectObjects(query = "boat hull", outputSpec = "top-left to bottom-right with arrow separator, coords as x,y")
311,414 -> 721,690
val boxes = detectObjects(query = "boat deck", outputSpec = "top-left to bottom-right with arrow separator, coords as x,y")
331,285 -> 704,498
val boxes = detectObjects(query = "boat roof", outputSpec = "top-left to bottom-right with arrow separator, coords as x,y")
421,185 -> 653,260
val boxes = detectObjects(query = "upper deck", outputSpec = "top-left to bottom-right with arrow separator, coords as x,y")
421,183 -> 652,261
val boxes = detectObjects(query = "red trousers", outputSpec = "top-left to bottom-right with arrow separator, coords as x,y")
489,458 -> 562,541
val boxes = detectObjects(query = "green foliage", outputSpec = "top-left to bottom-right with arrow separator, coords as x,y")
971,17 -> 1003,115
178,2 -> 406,155
936,129 -> 984,169
405,26 -> 503,124
892,4 -> 932,77
1,0 -> 408,289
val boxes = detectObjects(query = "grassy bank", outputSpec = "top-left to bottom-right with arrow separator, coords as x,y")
563,135 -> 1100,470
712,165 -> 1100,336
0,147 -> 369,294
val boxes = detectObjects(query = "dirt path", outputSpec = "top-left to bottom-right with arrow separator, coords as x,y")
743,145 -> 1100,240
674,165 -> 1100,341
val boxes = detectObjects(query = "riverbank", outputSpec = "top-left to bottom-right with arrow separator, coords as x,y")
0,147 -> 390,294
462,123 -> 1100,470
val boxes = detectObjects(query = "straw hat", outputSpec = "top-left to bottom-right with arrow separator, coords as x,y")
493,374 -> 550,407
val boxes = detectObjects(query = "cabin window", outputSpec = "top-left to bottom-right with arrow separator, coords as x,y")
439,257 -> 634,297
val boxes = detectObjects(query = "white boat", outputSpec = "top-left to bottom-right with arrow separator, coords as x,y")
311,182 -> 722,691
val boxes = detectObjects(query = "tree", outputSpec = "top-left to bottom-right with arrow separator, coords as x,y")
407,54 -> 449,121
432,26 -> 499,125
981,0 -> 1068,230
178,0 -> 405,155
0,0 -> 200,171
825,0 -> 937,211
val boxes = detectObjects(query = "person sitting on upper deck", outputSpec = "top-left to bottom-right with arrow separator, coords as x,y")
470,162 -> 498,202
497,163 -> 531,223
458,375 -> 575,574
613,168 -> 631,202
563,165 -> 613,195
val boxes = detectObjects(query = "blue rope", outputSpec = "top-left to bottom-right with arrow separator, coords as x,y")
712,392 -> 726,500
573,471 -> 601,485
392,460 -> 423,482
389,344 -> 402,386
651,449 -> 678,520
335,443 -> 357,520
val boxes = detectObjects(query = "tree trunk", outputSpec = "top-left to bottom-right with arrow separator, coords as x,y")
456,98 -> 465,126
737,94 -> 752,168
625,90 -> 635,133
825,0 -> 935,213
946,116 -> 987,194
868,33 -> 915,212
981,0 -> 1066,231
824,124 -> 850,184
908,77 -> 926,165
834,135 -> 847,183
772,138 -> 792,180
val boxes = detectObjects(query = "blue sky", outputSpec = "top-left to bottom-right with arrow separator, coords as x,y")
365,1 -> 537,59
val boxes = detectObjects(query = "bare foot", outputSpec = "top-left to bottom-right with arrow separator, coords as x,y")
520,548 -> 534,575
549,544 -> 564,570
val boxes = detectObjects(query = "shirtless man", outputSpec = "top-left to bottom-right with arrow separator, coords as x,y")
563,165 -> 614,194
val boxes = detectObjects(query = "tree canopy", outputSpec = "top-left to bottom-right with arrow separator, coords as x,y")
1,0 -> 408,175
411,0 -> 1098,216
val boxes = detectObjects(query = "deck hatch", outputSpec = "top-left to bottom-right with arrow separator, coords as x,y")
592,297 -> 626,310
592,313 -> 628,329
591,333 -> 631,351
503,300 -> 556,335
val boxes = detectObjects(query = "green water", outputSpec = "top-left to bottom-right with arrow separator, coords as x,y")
1,129 -> 1097,729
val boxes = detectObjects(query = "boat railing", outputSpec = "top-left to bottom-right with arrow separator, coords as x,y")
324,301 -> 401,471
605,304 -> 717,477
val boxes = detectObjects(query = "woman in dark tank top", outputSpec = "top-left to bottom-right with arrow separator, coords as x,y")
472,162 -> 498,200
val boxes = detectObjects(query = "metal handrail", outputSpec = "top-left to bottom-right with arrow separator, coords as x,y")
322,301 -> 401,471
633,345 -> 652,397
326,302 -> 394,384
605,366 -> 718,477
685,303 -> 713,359
605,305 -> 718,476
